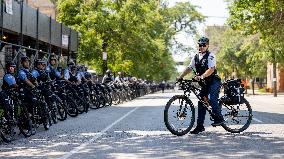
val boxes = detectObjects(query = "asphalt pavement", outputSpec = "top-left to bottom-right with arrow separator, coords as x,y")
0,90 -> 283,159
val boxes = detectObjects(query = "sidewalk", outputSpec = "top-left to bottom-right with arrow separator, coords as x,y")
244,89 -> 284,96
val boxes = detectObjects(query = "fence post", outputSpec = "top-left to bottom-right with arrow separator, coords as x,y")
1,0 -> 3,40
20,0 -> 23,49
36,8 -> 39,50
48,16 -> 51,57
68,28 -> 71,62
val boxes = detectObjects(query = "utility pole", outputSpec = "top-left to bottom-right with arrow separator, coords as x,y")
273,51 -> 277,97
102,37 -> 108,74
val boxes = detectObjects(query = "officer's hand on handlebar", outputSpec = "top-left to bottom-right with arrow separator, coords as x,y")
194,75 -> 204,81
176,77 -> 183,82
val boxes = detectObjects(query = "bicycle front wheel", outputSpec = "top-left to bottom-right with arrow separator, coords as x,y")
220,98 -> 252,133
164,95 -> 195,136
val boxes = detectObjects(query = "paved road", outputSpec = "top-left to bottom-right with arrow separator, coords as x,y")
0,90 -> 284,159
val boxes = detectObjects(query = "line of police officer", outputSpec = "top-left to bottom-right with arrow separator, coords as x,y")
0,54 -> 92,132
0,54 -> 172,142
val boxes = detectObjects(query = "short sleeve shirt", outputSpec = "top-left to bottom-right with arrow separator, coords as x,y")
77,72 -> 82,82
32,70 -> 40,79
64,69 -> 70,80
47,65 -> 61,79
18,69 -> 29,81
3,74 -> 16,86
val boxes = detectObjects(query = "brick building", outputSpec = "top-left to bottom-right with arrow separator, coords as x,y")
25,0 -> 56,19
267,64 -> 284,92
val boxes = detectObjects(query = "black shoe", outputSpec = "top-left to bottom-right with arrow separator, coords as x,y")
190,126 -> 205,134
211,117 -> 225,127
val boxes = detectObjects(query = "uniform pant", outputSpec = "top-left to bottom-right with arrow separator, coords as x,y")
22,88 -> 37,115
0,91 -> 13,121
197,78 -> 222,126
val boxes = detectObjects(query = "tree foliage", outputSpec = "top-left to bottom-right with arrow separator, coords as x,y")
217,29 -> 266,80
227,0 -> 284,63
56,0 -> 204,81
205,26 -> 267,80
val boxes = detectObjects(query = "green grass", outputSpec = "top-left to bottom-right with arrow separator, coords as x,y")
258,88 -> 266,93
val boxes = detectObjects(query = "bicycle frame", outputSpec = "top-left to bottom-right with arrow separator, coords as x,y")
178,79 -> 218,119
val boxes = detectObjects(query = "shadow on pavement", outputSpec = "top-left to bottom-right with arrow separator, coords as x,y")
0,101 -> 283,159
70,130 -> 284,159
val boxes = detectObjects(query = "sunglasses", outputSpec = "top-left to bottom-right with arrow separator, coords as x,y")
199,44 -> 207,47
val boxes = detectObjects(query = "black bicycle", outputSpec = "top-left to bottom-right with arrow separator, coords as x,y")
0,89 -> 33,142
164,78 -> 252,136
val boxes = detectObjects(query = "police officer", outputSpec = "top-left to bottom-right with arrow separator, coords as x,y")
84,66 -> 92,82
159,80 -> 166,93
18,56 -> 36,89
78,65 -> 87,83
69,65 -> 80,84
177,36 -> 224,134
64,60 -> 75,83
90,70 -> 99,84
32,59 -> 49,83
18,56 -> 37,119
46,54 -> 61,80
0,61 -> 18,123
2,62 -> 18,90
114,72 -> 123,83
102,69 -> 113,84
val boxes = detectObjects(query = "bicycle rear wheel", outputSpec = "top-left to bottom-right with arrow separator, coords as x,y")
220,99 -> 252,133
65,97 -> 79,117
55,96 -> 67,121
164,95 -> 195,136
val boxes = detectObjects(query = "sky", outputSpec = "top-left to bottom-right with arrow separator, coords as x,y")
168,0 -> 229,72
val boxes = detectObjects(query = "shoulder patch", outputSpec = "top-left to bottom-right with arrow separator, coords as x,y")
7,75 -> 13,79
19,71 -> 25,75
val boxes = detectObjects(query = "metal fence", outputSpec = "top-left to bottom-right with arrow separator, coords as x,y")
0,0 -> 78,52
0,40 -> 70,82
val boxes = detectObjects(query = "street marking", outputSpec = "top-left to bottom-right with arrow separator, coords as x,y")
58,106 -> 140,159
252,118 -> 263,123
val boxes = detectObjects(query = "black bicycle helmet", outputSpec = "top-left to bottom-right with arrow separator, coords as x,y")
35,59 -> 46,65
71,65 -> 77,71
106,69 -> 111,74
5,61 -> 16,69
21,56 -> 30,63
67,60 -> 75,66
49,54 -> 57,61
198,36 -> 209,44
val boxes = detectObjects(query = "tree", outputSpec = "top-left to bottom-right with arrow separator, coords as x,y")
227,0 -> 284,96
56,0 -> 204,81
205,26 -> 228,55
214,28 -> 267,94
